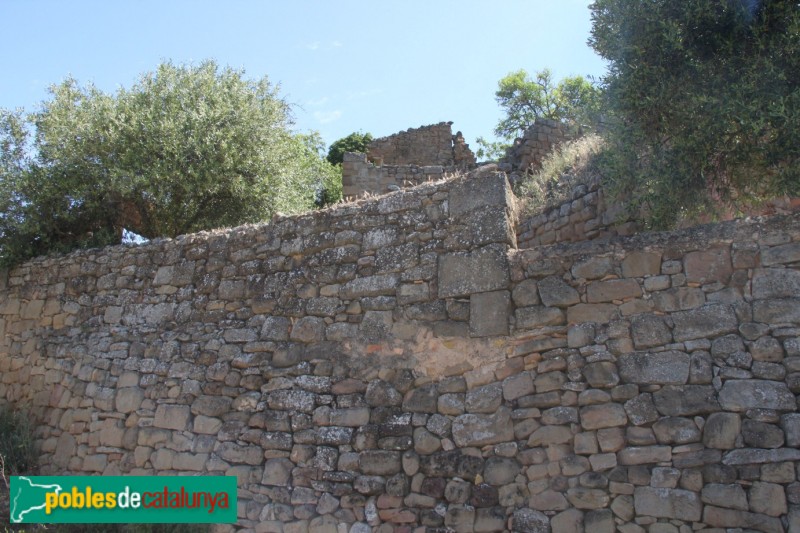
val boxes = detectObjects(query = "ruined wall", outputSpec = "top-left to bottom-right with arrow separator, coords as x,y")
2,171 -> 800,532
515,175 -> 800,249
516,175 -> 640,249
341,153 -> 456,199
504,119 -> 570,174
366,123 -> 475,168
342,123 -> 477,198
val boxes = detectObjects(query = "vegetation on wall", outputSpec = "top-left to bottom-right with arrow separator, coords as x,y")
0,60 -> 339,267
476,68 -> 602,160
590,0 -> 800,228
326,131 -> 374,166
517,134 -> 605,214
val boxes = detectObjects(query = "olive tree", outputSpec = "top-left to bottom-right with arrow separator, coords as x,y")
0,60 -> 338,265
590,0 -> 800,227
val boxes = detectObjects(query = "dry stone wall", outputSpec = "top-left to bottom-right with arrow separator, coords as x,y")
503,119 -> 570,174
2,170 -> 800,532
341,153 -> 458,199
516,175 -> 640,249
366,123 -> 475,169
342,123 -> 476,199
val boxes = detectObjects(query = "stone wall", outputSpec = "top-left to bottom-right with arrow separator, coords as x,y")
2,170 -> 800,532
503,119 -> 570,174
516,175 -> 640,249
341,153 -> 458,199
366,123 -> 475,168
515,175 -> 800,249
342,123 -> 477,198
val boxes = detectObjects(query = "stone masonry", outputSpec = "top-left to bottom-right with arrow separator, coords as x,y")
503,119 -> 570,174
2,169 -> 800,532
366,123 -> 476,169
342,123 -> 477,199
516,173 -> 640,249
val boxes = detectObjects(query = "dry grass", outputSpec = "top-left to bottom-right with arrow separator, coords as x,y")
516,134 -> 605,216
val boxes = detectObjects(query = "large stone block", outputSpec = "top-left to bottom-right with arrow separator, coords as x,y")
618,445 -> 672,465
652,417 -> 701,444
572,256 -> 613,280
752,268 -> 800,299
630,314 -> 672,349
268,390 -> 316,413
538,276 -> 580,308
652,385 -> 720,416
618,351 -> 690,384
722,447 -> 800,465
115,387 -> 144,414
579,403 -> 627,430
341,274 -> 399,299
262,457 -> 293,486
583,361 -> 619,389
419,450 -> 484,480
153,404 -> 191,431
461,207 -> 516,247
761,242 -> 800,266
703,412 -> 741,449
511,508 -> 551,533
753,298 -> 800,324
623,393 -> 659,426
452,407 -> 514,447
449,173 -> 513,218
484,457 -> 521,486
633,487 -> 702,521
671,304 -> 738,341
290,316 -> 326,343
261,317 -> 291,341
703,505 -> 784,533
153,261 -> 195,287
439,245 -> 510,298
403,383 -> 439,413
466,383 -> 503,414
741,419 -> 784,448
684,247 -> 732,284
191,395 -> 233,417
359,451 -> 401,476
565,488 -> 610,510
622,251 -> 662,278
470,290 -> 510,337
550,508 -> 583,533
359,310 -> 393,341
566,304 -> 617,325
781,413 -> 800,446
749,481 -> 788,517
516,306 -> 565,328
701,483 -> 748,510
587,279 -> 642,303
718,379 -> 796,411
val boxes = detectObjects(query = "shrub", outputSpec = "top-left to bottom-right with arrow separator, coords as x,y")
516,134 -> 605,215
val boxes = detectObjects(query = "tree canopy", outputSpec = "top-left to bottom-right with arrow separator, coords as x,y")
476,68 -> 601,160
0,60 -> 339,266
493,68 -> 602,140
326,131 -> 374,166
590,0 -> 800,227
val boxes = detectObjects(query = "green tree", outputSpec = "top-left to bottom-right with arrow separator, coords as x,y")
326,131 -> 373,166
590,0 -> 800,227
493,68 -> 602,140
474,137 -> 510,161
0,60 -> 338,266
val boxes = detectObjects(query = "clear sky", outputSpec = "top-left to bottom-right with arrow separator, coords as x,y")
0,0 -> 607,151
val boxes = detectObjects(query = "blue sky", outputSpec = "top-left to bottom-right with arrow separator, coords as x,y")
0,0 -> 607,151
